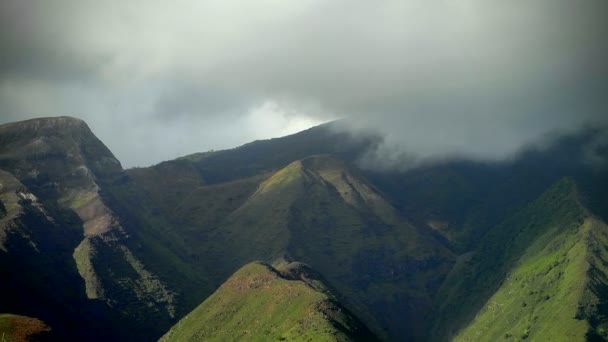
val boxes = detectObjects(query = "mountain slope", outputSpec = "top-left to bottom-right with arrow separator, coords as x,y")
160,261 -> 378,342
363,126 -> 608,253
2,116 -> 608,341
0,117 -> 205,340
455,217 -> 608,341
168,155 -> 455,340
0,168 -> 114,340
125,119 -> 608,341
128,124 -> 608,341
431,178 -> 608,341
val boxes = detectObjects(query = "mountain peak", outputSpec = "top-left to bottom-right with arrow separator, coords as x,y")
0,116 -> 89,133
300,154 -> 347,170
0,116 -> 122,176
160,261 -> 378,342
0,115 -> 125,238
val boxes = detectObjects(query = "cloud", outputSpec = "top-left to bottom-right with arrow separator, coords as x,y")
0,0 -> 606,167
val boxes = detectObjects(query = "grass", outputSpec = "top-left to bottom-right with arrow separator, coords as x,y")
160,262 -> 376,342
455,219 -> 594,341
58,190 -> 97,210
432,178 -> 608,341
73,238 -> 103,299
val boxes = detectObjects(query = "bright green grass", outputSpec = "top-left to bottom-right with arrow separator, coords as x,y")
432,178 -> 590,340
442,178 -> 608,342
159,262 -> 373,342
455,219 -> 595,341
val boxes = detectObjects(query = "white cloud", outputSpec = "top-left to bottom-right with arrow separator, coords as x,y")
245,100 -> 328,139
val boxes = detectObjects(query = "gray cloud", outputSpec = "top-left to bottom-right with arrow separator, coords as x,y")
0,0 -> 606,167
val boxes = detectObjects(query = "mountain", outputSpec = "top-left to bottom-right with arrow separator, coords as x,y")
129,121 -> 608,341
131,153 -> 455,340
433,178 -> 608,341
1,116 -> 607,341
160,261 -> 378,341
0,117 -> 207,340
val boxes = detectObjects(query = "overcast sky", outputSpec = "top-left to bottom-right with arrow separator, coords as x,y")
1,0 -> 606,167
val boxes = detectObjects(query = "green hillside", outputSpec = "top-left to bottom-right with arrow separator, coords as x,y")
455,217 -> 608,341
168,155 -> 454,340
160,261 -> 377,342
432,178 -> 608,341
131,153 -> 456,340
129,124 -> 608,341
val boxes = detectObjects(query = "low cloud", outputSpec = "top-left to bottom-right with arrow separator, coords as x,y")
0,0 -> 606,167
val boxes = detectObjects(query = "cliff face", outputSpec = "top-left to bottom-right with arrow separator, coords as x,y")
0,117 -> 181,340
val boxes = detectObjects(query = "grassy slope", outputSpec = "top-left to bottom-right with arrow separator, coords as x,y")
455,217 -> 608,341
432,178 -> 608,341
160,262 -> 377,342
98,177 -> 212,317
0,314 -> 50,342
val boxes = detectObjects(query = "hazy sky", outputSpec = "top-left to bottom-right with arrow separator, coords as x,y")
1,1 -> 606,167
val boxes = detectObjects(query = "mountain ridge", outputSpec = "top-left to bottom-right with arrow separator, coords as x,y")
450,179 -> 608,340
0,116 -> 204,340
1,116 -> 607,341
160,261 -> 379,342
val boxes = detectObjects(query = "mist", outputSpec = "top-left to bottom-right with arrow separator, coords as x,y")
1,0 -> 606,167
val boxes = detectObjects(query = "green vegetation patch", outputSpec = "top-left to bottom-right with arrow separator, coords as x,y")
160,262 -> 376,342
433,178 -> 589,340
455,218 -> 593,341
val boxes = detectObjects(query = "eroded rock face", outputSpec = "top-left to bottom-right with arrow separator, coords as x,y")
0,170 -> 55,252
0,117 -> 177,339
0,116 -> 124,237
